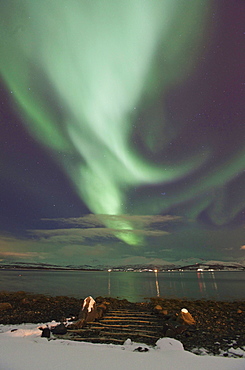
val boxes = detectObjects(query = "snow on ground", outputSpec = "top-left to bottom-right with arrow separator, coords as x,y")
0,323 -> 245,370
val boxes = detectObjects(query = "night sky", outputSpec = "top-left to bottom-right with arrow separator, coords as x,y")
0,0 -> 244,267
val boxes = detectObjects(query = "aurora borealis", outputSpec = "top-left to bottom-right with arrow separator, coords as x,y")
0,0 -> 244,267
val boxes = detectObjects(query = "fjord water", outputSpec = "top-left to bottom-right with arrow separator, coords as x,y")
0,270 -> 244,302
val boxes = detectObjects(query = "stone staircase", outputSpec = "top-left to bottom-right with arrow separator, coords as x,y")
55,307 -> 163,345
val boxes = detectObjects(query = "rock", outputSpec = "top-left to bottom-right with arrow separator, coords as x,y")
133,347 -> 149,352
154,305 -> 162,311
175,325 -> 188,335
0,302 -> 12,311
96,303 -> 107,319
178,308 -> 196,325
69,319 -> 86,329
51,323 -> 67,335
40,326 -> 51,338
163,314 -> 174,321
163,320 -> 189,338
79,296 -> 97,323
162,322 -> 177,337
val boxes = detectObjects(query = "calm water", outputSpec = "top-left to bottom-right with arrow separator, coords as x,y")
0,270 -> 244,302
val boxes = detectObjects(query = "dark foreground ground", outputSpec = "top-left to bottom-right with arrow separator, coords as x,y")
0,291 -> 244,355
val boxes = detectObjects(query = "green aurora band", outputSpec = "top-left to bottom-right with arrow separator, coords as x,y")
1,1 -> 244,246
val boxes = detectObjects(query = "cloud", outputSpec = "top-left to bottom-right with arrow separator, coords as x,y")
0,251 -> 41,259
41,215 -> 104,228
29,228 -> 114,244
28,217 -> 171,245
42,214 -> 182,230
29,227 -> 130,244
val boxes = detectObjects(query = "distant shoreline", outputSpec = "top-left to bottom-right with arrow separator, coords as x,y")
0,267 -> 103,272
1,267 -> 245,272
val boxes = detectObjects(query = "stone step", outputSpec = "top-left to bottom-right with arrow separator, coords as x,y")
88,327 -> 161,335
99,318 -> 156,324
87,323 -> 163,329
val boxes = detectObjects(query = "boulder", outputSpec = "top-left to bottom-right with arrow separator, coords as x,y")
162,322 -> 176,337
40,326 -> 51,338
96,303 -> 107,319
178,308 -> 196,325
79,296 -> 97,323
69,319 -> 86,329
162,318 -> 189,338
51,323 -> 67,335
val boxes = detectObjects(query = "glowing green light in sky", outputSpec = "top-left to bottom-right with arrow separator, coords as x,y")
0,0 -> 211,245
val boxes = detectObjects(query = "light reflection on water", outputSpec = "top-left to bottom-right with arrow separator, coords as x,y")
0,270 -> 244,302
154,270 -> 160,297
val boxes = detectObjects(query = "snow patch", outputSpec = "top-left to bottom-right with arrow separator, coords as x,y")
0,323 -> 245,370
181,308 -> 188,313
156,338 -> 184,351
